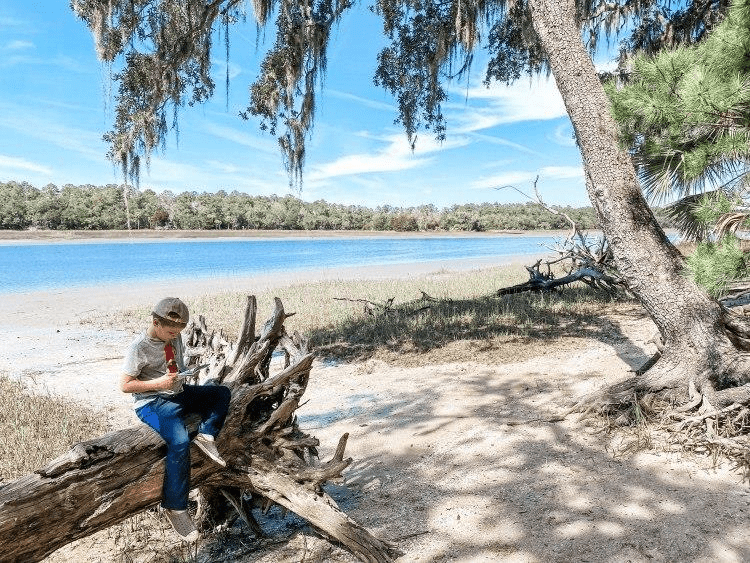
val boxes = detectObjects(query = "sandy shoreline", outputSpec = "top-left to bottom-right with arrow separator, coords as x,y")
0,254 -> 539,327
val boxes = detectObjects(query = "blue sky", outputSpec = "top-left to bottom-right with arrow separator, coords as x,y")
0,2 -> 602,208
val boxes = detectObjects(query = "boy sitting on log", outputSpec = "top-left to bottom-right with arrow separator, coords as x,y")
120,297 -> 231,542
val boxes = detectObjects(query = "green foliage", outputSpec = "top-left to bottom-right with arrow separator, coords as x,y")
607,0 -> 750,202
686,236 -> 749,297
664,189 -> 743,242
0,181 -> 35,229
691,191 -> 738,227
0,181 -> 601,232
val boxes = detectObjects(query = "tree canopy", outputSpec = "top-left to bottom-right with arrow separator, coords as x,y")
71,0 -> 733,186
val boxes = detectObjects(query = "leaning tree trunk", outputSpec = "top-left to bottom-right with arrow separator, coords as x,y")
0,297 -> 400,563
527,0 -> 750,406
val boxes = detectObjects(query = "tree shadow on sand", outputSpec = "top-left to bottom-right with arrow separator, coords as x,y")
309,286 -> 652,368
113,289 -> 746,562
192,298 -> 749,562
294,365 -> 750,562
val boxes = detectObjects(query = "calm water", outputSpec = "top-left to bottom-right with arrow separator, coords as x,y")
0,234 -> 563,293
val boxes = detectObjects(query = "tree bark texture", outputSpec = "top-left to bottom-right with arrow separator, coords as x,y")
527,0 -> 750,404
0,297 -> 400,563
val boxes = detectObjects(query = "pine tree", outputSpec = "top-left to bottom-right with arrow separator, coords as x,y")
607,0 -> 750,202
608,0 -> 750,295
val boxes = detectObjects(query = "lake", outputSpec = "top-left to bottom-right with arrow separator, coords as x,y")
0,233 -> 568,293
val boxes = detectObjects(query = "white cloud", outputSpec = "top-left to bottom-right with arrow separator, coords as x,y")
0,53 -> 89,72
0,154 -> 52,175
0,16 -> 28,29
205,160 -> 241,174
37,98 -> 101,113
303,171 -> 434,207
540,165 -> 583,179
203,122 -> 277,153
0,106 -> 105,161
468,132 -> 543,156
448,76 -> 568,132
551,122 -> 576,147
326,90 -> 394,112
470,171 -> 539,191
308,131 -> 470,181
142,155 -> 287,194
4,40 -> 33,50
469,165 -> 583,191
395,132 -> 470,156
211,59 -> 242,80
310,152 -> 428,179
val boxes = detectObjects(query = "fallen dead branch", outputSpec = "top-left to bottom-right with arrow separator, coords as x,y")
334,295 -> 432,317
333,296 -> 396,315
495,178 -> 626,297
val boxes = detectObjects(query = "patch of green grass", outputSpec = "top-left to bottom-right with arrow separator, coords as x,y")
0,375 -> 109,482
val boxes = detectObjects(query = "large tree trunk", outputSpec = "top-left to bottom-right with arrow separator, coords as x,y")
0,297 -> 400,563
527,0 -> 750,406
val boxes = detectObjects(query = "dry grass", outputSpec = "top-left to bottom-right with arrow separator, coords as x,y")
105,264 -> 639,368
0,375 -> 110,482
107,265 -> 529,336
309,286 -> 637,363
0,374 -> 206,562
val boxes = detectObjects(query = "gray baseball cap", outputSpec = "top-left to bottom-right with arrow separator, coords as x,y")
152,297 -> 189,324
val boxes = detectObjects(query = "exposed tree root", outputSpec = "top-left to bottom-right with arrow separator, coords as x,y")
574,349 -> 750,479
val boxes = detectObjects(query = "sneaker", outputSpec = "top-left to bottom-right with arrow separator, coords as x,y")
164,509 -> 199,542
194,433 -> 227,467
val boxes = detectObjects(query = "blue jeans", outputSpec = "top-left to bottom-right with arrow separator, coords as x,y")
135,384 -> 231,510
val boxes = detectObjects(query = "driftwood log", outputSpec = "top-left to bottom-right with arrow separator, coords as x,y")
496,177 -> 626,297
0,297 -> 400,562
497,258 -> 624,295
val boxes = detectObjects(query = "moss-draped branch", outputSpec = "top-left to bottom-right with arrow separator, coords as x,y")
72,0 -> 732,186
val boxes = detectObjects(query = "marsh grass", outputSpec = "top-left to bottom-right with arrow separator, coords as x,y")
0,375 -> 109,482
104,264 -> 639,365
107,266 -> 528,336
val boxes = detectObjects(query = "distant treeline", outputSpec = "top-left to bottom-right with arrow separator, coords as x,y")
0,181 -> 673,232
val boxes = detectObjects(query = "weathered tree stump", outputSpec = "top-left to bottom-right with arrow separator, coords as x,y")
0,297 -> 400,563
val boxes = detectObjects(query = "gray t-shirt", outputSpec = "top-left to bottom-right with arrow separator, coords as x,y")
122,332 -> 188,410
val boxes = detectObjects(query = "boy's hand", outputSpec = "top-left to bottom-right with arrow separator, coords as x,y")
159,370 -> 180,391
